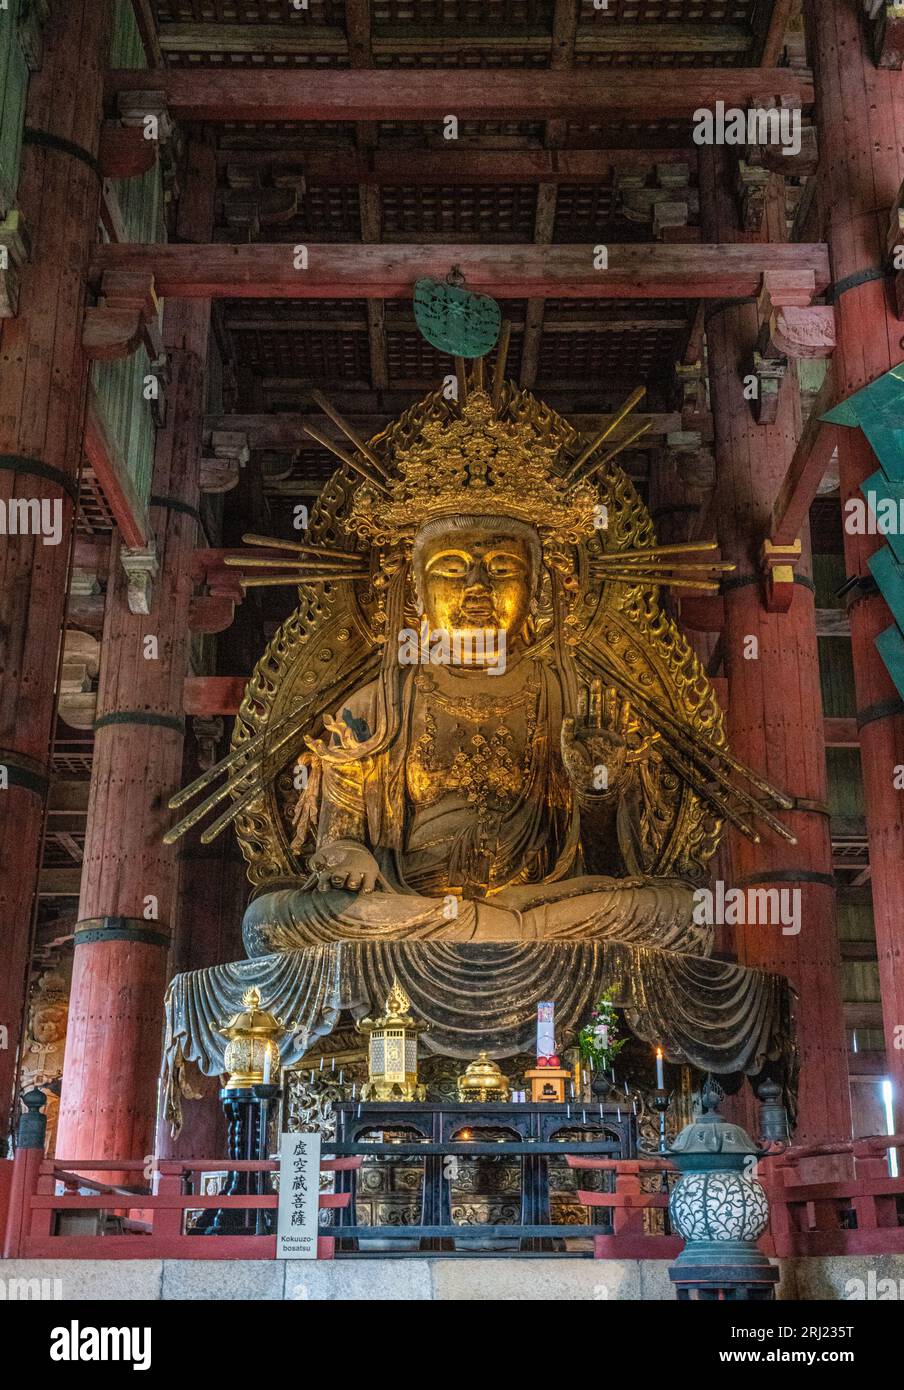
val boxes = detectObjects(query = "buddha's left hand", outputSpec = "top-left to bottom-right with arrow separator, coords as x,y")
561,680 -> 631,796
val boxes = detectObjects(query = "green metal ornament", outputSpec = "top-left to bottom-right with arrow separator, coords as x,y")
413,269 -> 501,358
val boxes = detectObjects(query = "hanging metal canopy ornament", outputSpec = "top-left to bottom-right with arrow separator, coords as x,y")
413,266 -> 502,358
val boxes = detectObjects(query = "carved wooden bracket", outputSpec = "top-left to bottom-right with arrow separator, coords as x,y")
745,270 -> 835,422
619,162 -> 698,243
760,538 -> 802,613
191,716 -> 225,771
120,541 -> 159,616
188,549 -> 249,634
58,631 -> 100,731
99,121 -> 159,180
758,271 -> 835,360
83,270 -> 163,363
768,305 -> 836,359
0,210 -> 31,319
200,431 -> 250,494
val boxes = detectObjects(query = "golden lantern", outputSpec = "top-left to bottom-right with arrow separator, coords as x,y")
358,980 -> 427,1101
217,987 -> 284,1088
457,1052 -> 510,1103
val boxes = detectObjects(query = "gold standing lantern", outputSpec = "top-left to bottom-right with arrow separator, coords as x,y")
358,980 -> 427,1101
217,987 -> 284,1088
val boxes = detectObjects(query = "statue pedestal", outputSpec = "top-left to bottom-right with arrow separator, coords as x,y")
195,1084 -> 281,1237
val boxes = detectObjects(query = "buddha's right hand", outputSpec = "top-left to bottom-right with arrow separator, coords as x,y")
309,839 -> 390,894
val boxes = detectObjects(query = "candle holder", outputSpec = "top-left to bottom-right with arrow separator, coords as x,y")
650,1087 -> 672,1153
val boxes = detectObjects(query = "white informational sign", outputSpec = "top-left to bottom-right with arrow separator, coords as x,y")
276,1131 -> 322,1260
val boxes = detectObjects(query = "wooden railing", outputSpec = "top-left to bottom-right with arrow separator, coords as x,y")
3,1136 -> 902,1262
759,1135 -> 904,1258
2,1153 -> 361,1261
567,1155 -> 682,1259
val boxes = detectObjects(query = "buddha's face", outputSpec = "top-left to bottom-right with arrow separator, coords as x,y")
416,521 -> 535,641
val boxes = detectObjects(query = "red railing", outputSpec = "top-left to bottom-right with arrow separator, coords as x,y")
568,1137 -> 904,1261
3,1137 -> 902,1261
2,1153 -> 361,1261
567,1155 -> 683,1259
760,1135 -> 904,1258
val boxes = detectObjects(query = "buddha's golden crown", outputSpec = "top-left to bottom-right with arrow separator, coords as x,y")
348,389 -> 598,546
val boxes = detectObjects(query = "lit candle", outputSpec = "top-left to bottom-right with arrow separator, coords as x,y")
262,1043 -> 272,1086
655,1047 -> 665,1090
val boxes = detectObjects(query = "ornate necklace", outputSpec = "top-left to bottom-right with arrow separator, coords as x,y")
415,667 -> 540,722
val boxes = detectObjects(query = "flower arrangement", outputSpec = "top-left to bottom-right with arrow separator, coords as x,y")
577,987 -> 628,1072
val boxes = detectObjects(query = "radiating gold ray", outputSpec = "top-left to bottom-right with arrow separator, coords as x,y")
240,573 -> 369,588
563,386 -> 646,481
241,533 -> 363,561
309,388 -> 390,481
301,422 -> 389,493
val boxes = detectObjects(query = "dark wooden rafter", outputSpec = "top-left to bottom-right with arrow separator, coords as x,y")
752,0 -> 797,67
206,411 -> 682,451
129,0 -> 163,68
155,21 -> 756,61
345,0 -> 388,392
106,68 -> 815,123
518,0 -> 575,389
216,148 -> 694,180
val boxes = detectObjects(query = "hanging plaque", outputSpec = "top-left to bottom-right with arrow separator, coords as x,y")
413,272 -> 501,358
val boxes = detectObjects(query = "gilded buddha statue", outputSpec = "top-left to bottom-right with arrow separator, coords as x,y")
161,377 -> 797,1128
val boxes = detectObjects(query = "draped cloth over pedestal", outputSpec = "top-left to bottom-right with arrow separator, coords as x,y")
162,940 -> 796,1133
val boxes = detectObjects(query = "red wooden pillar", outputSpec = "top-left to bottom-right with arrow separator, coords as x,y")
804,0 -> 904,1130
156,828 -> 247,1162
56,136 -> 216,1163
699,148 -> 851,1147
0,1 -> 113,1142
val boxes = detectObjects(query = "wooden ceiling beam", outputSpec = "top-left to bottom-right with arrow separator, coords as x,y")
107,68 -> 814,123
752,0 -> 796,67
206,411 -> 681,449
92,241 -> 831,301
219,148 -> 693,180
156,23 -> 754,58
221,312 -> 690,333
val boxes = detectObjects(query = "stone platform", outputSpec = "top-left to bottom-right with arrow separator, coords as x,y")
1,1256 -> 903,1301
